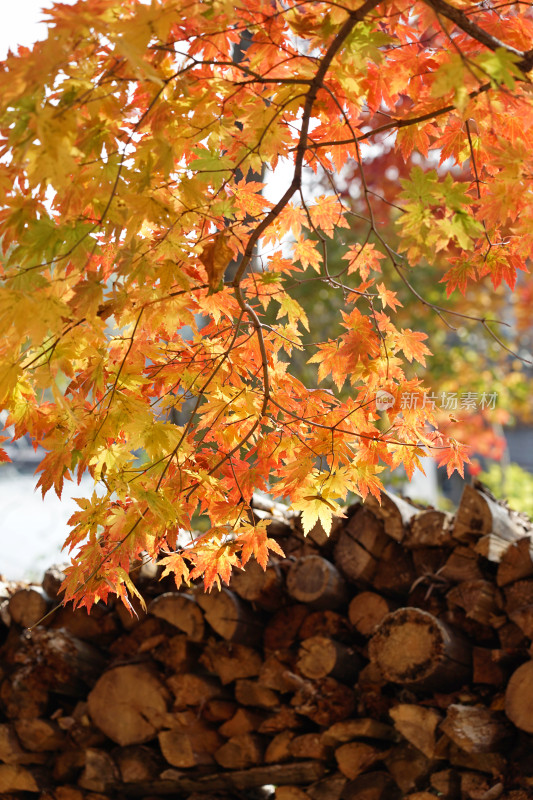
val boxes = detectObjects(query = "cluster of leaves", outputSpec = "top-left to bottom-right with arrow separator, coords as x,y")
0,0 -> 532,610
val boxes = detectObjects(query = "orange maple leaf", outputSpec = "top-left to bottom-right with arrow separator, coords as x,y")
395,328 -> 431,366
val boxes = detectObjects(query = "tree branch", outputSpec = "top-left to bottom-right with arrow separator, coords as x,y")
231,0 -> 382,288
422,0 -> 533,72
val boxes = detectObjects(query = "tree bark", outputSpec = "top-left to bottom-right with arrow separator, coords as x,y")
364,490 -> 418,543
405,509 -> 454,548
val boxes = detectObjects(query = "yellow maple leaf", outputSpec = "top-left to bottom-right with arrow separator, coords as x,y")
199,232 -> 234,294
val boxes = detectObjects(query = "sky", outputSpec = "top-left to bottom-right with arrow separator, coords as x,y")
0,1 -> 76,59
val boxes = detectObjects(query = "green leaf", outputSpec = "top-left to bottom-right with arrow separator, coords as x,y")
475,48 -> 522,89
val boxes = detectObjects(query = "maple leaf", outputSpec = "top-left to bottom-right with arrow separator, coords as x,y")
293,238 -> 323,272
291,494 -> 341,537
376,283 -> 402,312
158,551 -> 190,589
349,462 -> 384,500
435,440 -> 472,479
395,329 -> 431,366
309,195 -> 348,237
199,232 -> 234,294
343,243 -> 385,280
441,256 -> 480,297
238,522 -> 285,570
0,434 -> 11,463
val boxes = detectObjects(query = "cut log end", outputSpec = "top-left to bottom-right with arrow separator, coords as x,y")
369,607 -> 471,689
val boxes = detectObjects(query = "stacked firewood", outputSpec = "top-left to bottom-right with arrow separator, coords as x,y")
2,483 -> 533,800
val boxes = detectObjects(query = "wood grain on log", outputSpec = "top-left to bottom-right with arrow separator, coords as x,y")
199,639 -> 262,684
405,509 -> 454,548
114,745 -> 162,783
373,540 -> 416,596
158,727 -> 221,767
51,603 -> 119,643
167,672 -> 223,708
497,537 -> 533,586
472,647 -> 513,686
296,636 -> 361,682
78,747 -> 119,792
440,546 -> 484,582
447,742 -> 506,775
234,678 -> 279,709
257,706 -> 301,734
289,732 -> 329,760
41,564 -> 69,600
24,627 -> 106,695
154,760 -> 325,793
348,592 -> 395,636
276,787 -> 311,800
369,607 -> 471,690
306,772 -> 347,800
231,558 -> 284,610
264,604 -> 309,650
13,718 -> 65,752
148,592 -> 205,641
446,580 -> 501,626
385,744 -> 431,794
299,610 -> 352,641
321,718 -> 396,747
504,579 -> 533,613
88,664 -> 170,745
454,484 -> 527,544
334,507 -> 390,584
201,698 -> 236,722
505,659 -> 533,733
0,723 -> 47,765
196,587 -> 261,643
341,771 -> 401,800
389,704 -> 442,758
259,652 -> 298,692
509,604 -> 533,639
335,741 -> 386,779
8,586 -> 51,629
364,490 -> 418,542
290,676 -> 355,726
287,556 -> 349,610
214,732 -> 264,769
152,633 -> 195,672
440,703 -> 512,754
0,764 -> 40,793
219,707 -> 264,738
266,730 -> 295,763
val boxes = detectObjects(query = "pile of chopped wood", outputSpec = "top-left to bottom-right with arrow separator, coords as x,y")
2,483 -> 533,800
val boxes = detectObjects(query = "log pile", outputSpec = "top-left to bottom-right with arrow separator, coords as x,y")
2,484 -> 533,800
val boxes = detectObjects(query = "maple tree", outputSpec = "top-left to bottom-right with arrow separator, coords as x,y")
1,0 -> 533,611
